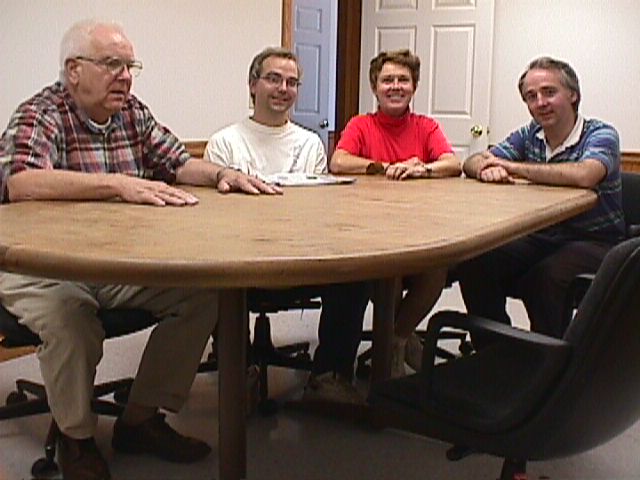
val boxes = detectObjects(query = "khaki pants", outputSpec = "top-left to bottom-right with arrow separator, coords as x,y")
0,273 -> 217,438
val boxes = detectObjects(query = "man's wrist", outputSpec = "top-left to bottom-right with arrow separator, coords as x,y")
215,167 -> 228,186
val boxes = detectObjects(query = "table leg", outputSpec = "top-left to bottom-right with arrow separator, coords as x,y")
217,288 -> 248,480
370,277 -> 400,383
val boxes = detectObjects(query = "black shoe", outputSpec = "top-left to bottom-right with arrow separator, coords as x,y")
112,413 -> 211,463
57,433 -> 111,480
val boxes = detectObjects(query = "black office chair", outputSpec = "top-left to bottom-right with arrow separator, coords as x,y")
620,171 -> 640,237
369,236 -> 640,480
560,171 -> 640,324
199,288 -> 319,414
355,288 -> 471,379
0,304 -> 158,478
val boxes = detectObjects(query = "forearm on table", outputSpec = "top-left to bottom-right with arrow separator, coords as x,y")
430,154 -> 462,177
462,152 -> 485,178
7,169 -> 124,202
329,149 -> 377,174
175,158 -> 219,187
503,159 -> 606,188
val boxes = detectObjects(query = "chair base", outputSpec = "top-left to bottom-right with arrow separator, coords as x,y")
199,311 -> 313,416
1,376 -> 134,477
356,328 -> 471,379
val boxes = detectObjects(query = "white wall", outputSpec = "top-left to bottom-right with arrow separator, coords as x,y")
0,0 -> 282,140
491,0 -> 640,150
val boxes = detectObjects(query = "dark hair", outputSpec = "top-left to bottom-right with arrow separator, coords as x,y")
518,56 -> 581,112
248,47 -> 301,103
368,49 -> 420,89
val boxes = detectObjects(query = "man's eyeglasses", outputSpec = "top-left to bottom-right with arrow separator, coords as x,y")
259,72 -> 301,89
74,56 -> 143,77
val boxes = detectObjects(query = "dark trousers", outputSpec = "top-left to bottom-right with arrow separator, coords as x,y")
312,281 -> 372,379
268,281 -> 371,379
453,233 -> 612,338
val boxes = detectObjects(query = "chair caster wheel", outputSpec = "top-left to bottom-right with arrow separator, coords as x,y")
31,456 -> 59,478
355,362 -> 370,380
446,444 -> 473,461
6,390 -> 27,405
258,399 -> 279,416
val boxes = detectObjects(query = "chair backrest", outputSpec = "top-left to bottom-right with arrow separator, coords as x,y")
519,236 -> 640,459
0,303 -> 158,348
622,171 -> 640,237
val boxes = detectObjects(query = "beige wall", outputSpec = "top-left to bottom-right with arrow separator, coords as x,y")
491,0 -> 640,150
0,0 -> 282,140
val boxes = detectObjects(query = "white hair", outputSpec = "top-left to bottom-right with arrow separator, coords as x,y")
58,19 -> 125,81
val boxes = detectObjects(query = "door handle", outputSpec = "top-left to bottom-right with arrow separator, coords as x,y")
470,125 -> 483,138
319,119 -> 329,129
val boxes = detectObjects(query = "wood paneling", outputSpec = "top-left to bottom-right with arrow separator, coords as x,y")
622,152 -> 640,173
184,140 -> 207,158
187,138 -> 639,174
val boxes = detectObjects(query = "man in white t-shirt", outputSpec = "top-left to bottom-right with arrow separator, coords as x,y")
205,47 -> 370,403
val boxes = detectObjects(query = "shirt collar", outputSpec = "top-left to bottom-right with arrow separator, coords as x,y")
536,113 -> 584,159
59,82 -> 123,134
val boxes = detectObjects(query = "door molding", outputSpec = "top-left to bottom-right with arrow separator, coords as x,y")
282,0 -> 361,137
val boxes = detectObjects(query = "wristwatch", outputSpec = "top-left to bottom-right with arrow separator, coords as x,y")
366,161 -> 386,175
424,164 -> 434,178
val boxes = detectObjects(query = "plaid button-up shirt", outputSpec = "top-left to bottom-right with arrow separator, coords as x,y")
0,81 -> 190,202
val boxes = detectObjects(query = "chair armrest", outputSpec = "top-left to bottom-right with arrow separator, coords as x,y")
419,310 -> 571,404
628,224 -> 640,238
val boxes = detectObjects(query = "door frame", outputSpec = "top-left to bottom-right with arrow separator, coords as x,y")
282,0 -> 361,139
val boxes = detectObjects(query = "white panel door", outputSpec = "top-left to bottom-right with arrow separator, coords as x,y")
360,0 -> 495,158
291,0 -> 335,150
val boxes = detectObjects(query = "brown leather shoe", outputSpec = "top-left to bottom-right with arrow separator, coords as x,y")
57,433 -> 111,480
111,413 -> 211,463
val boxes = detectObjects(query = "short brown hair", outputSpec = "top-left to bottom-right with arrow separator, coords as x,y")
248,47 -> 302,103
518,56 -> 581,112
369,49 -> 420,89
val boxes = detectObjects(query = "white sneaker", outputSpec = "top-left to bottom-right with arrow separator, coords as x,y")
303,372 -> 365,405
404,333 -> 424,372
391,336 -> 408,378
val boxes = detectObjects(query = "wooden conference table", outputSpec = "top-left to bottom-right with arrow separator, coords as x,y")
0,176 -> 596,480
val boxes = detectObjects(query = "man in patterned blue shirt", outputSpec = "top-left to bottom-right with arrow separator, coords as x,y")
458,56 -> 624,338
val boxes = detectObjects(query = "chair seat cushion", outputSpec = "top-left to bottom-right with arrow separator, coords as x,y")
371,339 -> 570,433
0,305 -> 158,348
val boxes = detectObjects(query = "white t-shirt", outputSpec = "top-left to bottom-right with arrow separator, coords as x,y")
204,118 -> 327,176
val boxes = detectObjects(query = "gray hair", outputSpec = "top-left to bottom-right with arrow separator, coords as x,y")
58,19 -> 125,81
518,56 -> 581,112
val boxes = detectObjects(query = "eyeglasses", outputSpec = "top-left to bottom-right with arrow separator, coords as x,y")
74,56 -> 143,77
259,72 -> 301,89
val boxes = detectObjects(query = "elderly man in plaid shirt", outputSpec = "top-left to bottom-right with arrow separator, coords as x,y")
0,19 -> 279,480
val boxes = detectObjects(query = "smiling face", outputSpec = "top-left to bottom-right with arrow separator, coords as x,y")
372,61 -> 416,117
521,68 -> 578,134
249,55 -> 300,125
65,25 -> 135,123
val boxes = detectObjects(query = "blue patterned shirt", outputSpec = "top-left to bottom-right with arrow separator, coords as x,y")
490,118 -> 625,243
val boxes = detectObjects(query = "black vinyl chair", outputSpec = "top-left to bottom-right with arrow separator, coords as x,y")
0,304 -> 158,478
368,236 -> 640,480
199,288 -> 319,414
560,171 -> 640,324
620,171 -> 640,237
